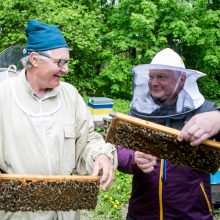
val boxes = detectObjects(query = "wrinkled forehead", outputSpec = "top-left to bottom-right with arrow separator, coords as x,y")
149,69 -> 181,78
48,47 -> 70,59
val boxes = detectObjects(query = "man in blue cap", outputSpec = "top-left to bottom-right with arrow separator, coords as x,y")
0,20 -> 117,220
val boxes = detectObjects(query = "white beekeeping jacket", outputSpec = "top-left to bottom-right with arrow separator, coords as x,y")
0,69 -> 117,220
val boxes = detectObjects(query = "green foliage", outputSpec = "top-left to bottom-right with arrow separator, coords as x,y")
113,98 -> 131,114
199,77 -> 220,100
0,0 -> 219,100
216,100 -> 220,108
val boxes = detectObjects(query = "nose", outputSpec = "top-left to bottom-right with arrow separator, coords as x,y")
60,63 -> 68,75
149,77 -> 159,86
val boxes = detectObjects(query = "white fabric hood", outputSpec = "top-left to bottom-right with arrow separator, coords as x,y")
131,48 -> 205,117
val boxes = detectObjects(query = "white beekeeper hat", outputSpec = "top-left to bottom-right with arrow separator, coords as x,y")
151,48 -> 185,68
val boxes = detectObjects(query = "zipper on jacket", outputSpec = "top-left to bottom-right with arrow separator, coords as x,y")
200,181 -> 212,215
162,160 -> 167,183
159,159 -> 164,220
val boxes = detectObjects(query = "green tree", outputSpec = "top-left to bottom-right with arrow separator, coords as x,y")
0,0 -> 219,100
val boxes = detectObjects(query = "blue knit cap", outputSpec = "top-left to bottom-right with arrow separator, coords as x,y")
23,20 -> 68,55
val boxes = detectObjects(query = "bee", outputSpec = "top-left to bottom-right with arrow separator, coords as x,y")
0,179 -> 99,211
106,119 -> 220,173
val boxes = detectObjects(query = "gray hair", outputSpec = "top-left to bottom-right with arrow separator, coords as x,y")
21,50 -> 52,69
21,55 -> 32,68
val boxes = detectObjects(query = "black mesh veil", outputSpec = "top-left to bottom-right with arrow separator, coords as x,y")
0,46 -> 24,70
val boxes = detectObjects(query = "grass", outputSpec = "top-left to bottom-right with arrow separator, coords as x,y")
87,171 -> 132,219
112,98 -> 131,114
87,98 -> 132,219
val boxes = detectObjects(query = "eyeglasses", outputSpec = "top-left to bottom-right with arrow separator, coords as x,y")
37,52 -> 70,67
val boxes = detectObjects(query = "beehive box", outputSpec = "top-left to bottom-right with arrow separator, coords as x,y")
211,184 -> 220,204
106,112 -> 220,174
88,97 -> 114,122
211,170 -> 220,204
0,174 -> 99,212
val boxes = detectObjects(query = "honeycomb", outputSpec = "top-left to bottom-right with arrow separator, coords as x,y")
106,112 -> 220,174
0,174 -> 99,212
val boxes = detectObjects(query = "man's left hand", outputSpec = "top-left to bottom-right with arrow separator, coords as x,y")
92,154 -> 114,191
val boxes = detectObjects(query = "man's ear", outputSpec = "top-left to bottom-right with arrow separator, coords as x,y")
29,52 -> 39,67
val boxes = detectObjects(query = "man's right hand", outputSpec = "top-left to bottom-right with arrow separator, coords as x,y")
178,111 -> 220,146
134,151 -> 156,173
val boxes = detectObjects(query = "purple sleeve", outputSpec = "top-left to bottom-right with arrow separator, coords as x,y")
117,147 -> 136,174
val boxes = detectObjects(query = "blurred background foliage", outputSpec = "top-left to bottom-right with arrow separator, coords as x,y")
0,0 -> 219,101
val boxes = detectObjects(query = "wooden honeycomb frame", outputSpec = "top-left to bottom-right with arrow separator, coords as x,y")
0,174 -> 99,212
106,112 -> 220,174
